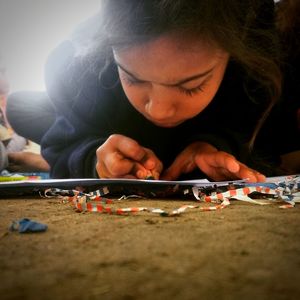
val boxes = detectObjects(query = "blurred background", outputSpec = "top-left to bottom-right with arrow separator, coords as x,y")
0,0 -> 100,93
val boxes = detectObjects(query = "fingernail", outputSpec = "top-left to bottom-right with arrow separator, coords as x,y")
136,170 -> 145,179
246,172 -> 256,182
257,173 -> 266,182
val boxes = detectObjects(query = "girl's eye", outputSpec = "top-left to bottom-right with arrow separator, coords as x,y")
122,72 -> 208,97
178,82 -> 206,97
122,75 -> 145,86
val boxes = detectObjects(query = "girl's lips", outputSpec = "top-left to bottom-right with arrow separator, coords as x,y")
144,113 -> 185,127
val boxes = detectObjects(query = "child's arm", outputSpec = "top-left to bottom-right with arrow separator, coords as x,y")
7,152 -> 50,172
161,141 -> 266,182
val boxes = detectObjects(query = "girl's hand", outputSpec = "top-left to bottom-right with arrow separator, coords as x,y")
161,142 -> 266,182
96,134 -> 163,179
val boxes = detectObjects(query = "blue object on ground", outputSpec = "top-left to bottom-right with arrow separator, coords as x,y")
9,218 -> 48,233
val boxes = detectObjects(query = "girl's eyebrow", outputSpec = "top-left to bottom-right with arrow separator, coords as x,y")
115,60 -> 214,86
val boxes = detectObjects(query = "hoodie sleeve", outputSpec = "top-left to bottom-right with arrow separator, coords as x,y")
41,40 -> 118,178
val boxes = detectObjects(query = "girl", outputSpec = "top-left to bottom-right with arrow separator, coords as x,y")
6,0 -> 300,181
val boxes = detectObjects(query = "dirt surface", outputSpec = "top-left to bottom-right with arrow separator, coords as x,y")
0,195 -> 300,300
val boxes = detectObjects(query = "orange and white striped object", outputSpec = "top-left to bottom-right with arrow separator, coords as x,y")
43,175 -> 299,216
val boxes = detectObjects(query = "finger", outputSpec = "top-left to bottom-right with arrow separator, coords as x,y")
255,172 -> 266,182
194,165 -> 238,182
106,150 -> 160,179
218,155 -> 265,182
141,148 -> 163,175
195,151 -> 240,173
96,158 -> 110,178
207,161 -> 266,182
162,157 -> 195,181
103,135 -> 163,178
101,151 -> 136,178
107,152 -> 162,180
113,136 -> 163,178
194,151 -> 249,181
108,134 -> 146,162
97,158 -> 141,179
151,170 -> 161,180
161,163 -> 183,181
161,162 -> 184,181
237,164 -> 266,182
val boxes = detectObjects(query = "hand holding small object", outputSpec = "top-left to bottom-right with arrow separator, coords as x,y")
96,134 -> 162,179
161,141 -> 266,182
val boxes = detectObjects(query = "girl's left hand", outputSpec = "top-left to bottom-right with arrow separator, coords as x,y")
161,141 -> 266,182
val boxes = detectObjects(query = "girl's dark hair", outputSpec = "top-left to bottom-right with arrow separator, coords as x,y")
75,0 -> 282,149
276,0 -> 300,59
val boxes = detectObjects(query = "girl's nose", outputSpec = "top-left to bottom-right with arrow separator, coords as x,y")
145,98 -> 176,120
145,87 -> 176,121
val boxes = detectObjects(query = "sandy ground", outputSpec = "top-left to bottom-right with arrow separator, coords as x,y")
0,195 -> 300,300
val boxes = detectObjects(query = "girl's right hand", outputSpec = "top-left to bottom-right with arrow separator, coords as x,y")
96,134 -> 163,179
161,141 -> 266,182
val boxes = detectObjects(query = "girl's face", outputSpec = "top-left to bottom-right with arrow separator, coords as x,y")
113,34 -> 229,128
